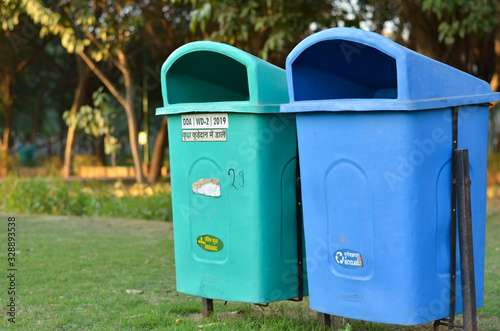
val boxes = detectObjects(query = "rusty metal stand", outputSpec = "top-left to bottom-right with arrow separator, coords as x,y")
434,107 -> 478,330
434,148 -> 478,331
202,297 -> 213,318
317,312 -> 331,328
454,149 -> 478,331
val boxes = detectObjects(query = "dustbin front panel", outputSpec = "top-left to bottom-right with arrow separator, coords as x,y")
168,112 -> 304,303
297,106 -> 487,325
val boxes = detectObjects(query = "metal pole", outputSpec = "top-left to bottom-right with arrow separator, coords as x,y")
202,297 -> 213,318
317,312 -> 331,329
454,149 -> 478,331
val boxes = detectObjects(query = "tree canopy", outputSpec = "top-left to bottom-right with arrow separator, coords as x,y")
1,0 -> 499,179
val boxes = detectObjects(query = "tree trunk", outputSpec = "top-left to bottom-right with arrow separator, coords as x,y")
491,38 -> 500,93
124,101 -> 145,183
62,60 -> 90,178
148,116 -> 169,183
119,50 -> 145,184
0,74 -> 14,176
0,74 -> 13,151
400,1 -> 444,62
78,48 -> 145,183
96,135 -> 106,166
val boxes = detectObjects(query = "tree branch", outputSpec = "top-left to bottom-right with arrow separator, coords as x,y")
14,38 -> 50,75
78,50 -> 127,109
60,4 -> 127,75
82,29 -> 127,73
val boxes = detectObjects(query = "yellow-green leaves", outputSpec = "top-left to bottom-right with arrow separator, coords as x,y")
63,87 -> 120,156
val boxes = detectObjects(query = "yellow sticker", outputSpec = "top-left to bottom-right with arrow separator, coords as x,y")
197,234 -> 224,252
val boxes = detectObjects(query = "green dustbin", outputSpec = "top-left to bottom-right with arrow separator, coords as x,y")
156,41 -> 306,303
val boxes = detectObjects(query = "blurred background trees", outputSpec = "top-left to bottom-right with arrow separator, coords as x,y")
0,0 -> 498,182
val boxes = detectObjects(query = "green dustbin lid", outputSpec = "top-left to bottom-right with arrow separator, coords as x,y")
156,41 -> 289,115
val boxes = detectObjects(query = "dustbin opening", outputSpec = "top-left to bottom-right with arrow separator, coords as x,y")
166,51 -> 250,104
291,40 -> 398,101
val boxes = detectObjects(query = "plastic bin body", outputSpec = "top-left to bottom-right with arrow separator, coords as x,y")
281,28 -> 500,325
296,108 -> 487,325
157,41 -> 307,303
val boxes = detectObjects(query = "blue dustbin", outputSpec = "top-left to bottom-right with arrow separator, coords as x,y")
281,28 -> 500,325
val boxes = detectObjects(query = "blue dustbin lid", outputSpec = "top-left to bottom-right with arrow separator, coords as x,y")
281,28 -> 500,112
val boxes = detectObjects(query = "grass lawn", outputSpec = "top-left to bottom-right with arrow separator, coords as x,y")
0,208 -> 498,330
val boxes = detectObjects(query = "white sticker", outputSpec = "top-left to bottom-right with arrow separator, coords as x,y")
192,178 -> 220,197
182,129 -> 226,142
182,113 -> 228,129
335,249 -> 363,269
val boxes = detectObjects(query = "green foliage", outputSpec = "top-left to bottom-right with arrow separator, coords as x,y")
482,210 -> 500,329
189,0 -> 334,60
0,176 -> 172,221
23,0 -> 150,60
338,323 -> 352,331
63,87 -> 121,156
0,0 -> 23,31
63,87 -> 112,136
423,0 -> 498,41
23,0 -> 90,53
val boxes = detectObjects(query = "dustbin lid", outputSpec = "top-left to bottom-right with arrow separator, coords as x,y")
156,41 -> 288,115
281,28 -> 500,112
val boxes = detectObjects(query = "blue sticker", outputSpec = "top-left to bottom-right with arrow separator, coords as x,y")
334,249 -> 363,269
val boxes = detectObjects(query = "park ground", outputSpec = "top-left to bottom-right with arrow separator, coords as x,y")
0,203 -> 498,330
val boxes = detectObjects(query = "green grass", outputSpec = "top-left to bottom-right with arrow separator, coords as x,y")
0,177 -> 172,221
482,207 -> 500,329
0,210 -> 498,330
